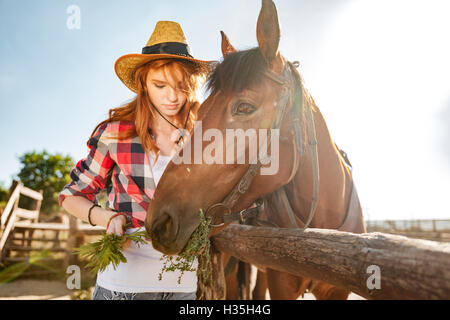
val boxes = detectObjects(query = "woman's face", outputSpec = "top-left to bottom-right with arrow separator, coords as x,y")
146,66 -> 187,118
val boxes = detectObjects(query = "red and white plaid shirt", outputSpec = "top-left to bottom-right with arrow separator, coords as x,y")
59,121 -> 159,228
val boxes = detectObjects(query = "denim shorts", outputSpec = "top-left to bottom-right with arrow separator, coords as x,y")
92,284 -> 197,300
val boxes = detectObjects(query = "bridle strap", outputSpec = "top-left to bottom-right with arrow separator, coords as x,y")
302,93 -> 320,228
284,69 -> 304,184
275,62 -> 319,229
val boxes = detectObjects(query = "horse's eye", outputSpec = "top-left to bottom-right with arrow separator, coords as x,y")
233,103 -> 257,116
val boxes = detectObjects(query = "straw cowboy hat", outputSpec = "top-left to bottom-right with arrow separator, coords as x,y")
115,21 -> 215,93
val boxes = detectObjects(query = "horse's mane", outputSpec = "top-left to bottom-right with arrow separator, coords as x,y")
206,47 -> 315,113
206,47 -> 267,94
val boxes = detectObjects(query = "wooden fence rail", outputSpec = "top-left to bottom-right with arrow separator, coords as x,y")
0,182 -> 43,257
211,224 -> 450,300
0,181 -> 103,267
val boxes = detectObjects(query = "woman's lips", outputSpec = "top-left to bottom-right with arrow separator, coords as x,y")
164,104 -> 178,110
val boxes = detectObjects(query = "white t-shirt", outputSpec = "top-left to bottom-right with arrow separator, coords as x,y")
96,153 -> 198,293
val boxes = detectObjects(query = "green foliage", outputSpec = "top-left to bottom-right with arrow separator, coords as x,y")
96,189 -> 108,209
0,181 -> 9,210
0,181 -> 9,201
0,260 -> 30,284
0,250 -> 62,285
16,150 -> 74,216
159,209 -> 213,289
75,209 -> 213,298
75,229 -> 149,274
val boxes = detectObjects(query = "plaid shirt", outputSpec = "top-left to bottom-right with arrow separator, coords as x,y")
58,121 -> 158,228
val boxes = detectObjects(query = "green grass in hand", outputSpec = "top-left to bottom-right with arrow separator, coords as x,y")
75,229 -> 149,274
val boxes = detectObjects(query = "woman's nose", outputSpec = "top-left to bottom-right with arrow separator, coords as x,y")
167,87 -> 178,102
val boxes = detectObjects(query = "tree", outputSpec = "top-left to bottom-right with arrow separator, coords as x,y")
0,181 -> 10,213
16,150 -> 74,218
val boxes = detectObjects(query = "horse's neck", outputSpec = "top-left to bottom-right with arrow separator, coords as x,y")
270,105 -> 354,229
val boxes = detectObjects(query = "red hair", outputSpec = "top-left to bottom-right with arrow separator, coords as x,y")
89,59 -> 206,156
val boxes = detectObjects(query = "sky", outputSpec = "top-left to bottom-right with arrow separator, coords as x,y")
1,0 -> 449,221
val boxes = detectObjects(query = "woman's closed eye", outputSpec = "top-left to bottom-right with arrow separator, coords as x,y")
154,83 -> 165,89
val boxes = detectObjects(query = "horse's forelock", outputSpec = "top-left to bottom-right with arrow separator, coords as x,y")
206,47 -> 268,95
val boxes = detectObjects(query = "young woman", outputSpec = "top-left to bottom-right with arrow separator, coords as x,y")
58,21 -> 213,300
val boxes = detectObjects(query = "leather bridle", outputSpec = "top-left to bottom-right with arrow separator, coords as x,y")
204,60 -> 321,230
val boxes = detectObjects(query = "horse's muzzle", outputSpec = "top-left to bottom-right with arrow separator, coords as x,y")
150,210 -> 180,254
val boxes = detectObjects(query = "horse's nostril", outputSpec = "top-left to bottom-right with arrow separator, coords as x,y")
151,211 -> 179,245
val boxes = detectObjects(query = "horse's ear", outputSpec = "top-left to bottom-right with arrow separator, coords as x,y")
256,0 -> 284,73
220,31 -> 237,58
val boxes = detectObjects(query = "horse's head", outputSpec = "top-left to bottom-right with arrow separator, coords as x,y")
146,0 -> 307,255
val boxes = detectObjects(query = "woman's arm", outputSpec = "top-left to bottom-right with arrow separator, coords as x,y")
59,123 -> 127,235
61,196 -> 126,235
61,195 -> 108,227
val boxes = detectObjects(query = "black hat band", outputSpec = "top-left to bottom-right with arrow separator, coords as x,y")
142,42 -> 193,59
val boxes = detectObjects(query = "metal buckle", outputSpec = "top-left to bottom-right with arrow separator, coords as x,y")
205,202 -> 230,227
255,197 -> 264,210
239,209 -> 246,224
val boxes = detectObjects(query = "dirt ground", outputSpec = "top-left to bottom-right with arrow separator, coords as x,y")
0,279 -> 78,300
0,273 -> 365,300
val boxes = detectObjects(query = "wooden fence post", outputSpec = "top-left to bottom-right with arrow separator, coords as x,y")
65,215 -> 79,269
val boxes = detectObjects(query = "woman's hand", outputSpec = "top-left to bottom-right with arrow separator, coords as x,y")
106,214 -> 132,250
61,197 -> 133,250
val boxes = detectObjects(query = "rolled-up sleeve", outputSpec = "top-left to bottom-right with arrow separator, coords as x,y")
58,123 -> 115,206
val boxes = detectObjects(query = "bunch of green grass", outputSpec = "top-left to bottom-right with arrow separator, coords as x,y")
75,210 -> 213,293
74,229 -> 148,274
158,209 -> 213,287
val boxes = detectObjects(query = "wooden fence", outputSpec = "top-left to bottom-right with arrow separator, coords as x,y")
210,224 -> 450,300
0,181 -> 43,260
0,181 -> 102,270
366,219 -> 450,242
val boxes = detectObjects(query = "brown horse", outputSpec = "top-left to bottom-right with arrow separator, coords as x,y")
146,0 -> 366,300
